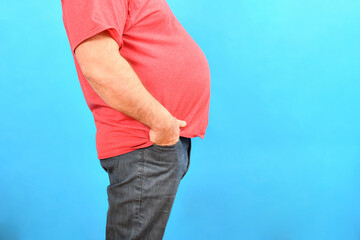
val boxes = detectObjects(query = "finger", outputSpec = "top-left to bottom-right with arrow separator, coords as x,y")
177,120 -> 187,128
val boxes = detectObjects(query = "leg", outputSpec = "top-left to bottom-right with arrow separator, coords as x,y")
99,136 -> 191,240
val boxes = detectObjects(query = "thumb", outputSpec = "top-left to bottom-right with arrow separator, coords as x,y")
177,119 -> 187,128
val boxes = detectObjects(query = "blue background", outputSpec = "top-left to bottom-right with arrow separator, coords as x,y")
1,0 -> 359,239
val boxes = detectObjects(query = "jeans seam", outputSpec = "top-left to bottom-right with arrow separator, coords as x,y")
133,148 -> 145,238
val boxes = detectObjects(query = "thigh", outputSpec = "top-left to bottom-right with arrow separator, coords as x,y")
133,137 -> 189,239
99,137 -> 190,240
99,148 -> 144,239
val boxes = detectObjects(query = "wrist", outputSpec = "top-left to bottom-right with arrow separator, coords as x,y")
151,109 -> 174,131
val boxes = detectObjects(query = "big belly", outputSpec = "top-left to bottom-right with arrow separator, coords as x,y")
140,43 -> 210,118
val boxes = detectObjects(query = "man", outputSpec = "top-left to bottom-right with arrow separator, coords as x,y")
60,0 -> 210,239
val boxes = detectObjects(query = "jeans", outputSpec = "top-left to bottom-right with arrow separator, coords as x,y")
99,136 -> 191,240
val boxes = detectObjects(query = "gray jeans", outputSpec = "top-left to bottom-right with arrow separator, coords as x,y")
99,136 -> 191,240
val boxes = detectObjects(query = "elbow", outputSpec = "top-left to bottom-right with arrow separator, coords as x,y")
81,66 -> 95,82
80,64 -> 107,86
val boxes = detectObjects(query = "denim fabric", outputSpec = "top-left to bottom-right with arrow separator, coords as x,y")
99,136 -> 191,240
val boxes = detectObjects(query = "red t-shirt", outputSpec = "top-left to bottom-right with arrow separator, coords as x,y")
61,0 -> 211,159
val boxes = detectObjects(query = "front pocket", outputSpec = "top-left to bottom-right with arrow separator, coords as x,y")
152,139 -> 180,150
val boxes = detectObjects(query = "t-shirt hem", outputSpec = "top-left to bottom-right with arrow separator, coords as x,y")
96,131 -> 205,159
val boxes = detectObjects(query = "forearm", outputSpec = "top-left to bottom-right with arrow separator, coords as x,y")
82,51 -> 172,131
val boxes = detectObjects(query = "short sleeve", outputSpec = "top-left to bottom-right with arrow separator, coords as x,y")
61,0 -> 128,54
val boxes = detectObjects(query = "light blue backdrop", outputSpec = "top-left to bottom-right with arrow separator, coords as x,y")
1,0 -> 359,239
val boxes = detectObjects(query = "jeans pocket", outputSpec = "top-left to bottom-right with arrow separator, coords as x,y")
152,138 -> 180,150
181,138 -> 191,179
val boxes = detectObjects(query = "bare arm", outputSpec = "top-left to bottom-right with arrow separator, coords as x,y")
74,30 -> 186,145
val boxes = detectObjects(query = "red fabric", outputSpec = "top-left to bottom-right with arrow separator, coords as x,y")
61,0 -> 211,159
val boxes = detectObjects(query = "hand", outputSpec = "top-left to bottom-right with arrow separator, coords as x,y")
149,116 -> 187,146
